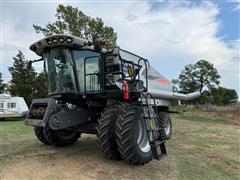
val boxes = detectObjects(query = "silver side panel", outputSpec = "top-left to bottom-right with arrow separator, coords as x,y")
120,50 -> 201,101
143,66 -> 173,92
141,98 -> 171,107
141,65 -> 200,101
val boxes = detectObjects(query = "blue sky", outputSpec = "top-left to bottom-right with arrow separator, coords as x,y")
215,1 -> 239,42
0,0 -> 239,95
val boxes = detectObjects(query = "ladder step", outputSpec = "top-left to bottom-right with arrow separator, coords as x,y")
144,117 -> 157,120
147,128 -> 162,132
144,115 -> 157,118
151,142 -> 167,160
140,92 -> 167,160
154,140 -> 165,145
142,104 -> 156,106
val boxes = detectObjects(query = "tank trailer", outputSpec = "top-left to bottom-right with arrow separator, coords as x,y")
25,35 -> 200,164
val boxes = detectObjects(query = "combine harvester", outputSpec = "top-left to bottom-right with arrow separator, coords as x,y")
25,35 -> 200,164
0,89 -> 28,119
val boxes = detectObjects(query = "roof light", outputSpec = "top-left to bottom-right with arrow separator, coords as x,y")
58,38 -> 64,43
46,39 -> 52,44
52,38 -> 58,43
66,38 -> 73,43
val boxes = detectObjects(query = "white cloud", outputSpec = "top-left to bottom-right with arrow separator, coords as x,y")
0,1 -> 239,93
231,0 -> 240,11
76,1 -> 239,91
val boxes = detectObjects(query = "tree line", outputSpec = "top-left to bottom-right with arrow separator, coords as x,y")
0,4 -> 117,107
0,4 -> 238,107
0,51 -> 48,106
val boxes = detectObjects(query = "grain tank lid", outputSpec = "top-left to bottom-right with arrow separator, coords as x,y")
29,34 -> 93,56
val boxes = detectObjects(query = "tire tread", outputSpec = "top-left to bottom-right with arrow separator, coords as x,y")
96,102 -> 127,159
116,104 -> 152,165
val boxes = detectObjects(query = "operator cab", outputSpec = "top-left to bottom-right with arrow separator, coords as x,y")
30,34 -> 153,100
30,35 -> 108,97
44,47 -> 101,95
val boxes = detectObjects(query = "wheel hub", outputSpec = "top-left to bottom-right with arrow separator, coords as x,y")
164,117 -> 171,136
137,117 -> 150,153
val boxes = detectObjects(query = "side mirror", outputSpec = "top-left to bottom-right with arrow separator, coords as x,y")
27,61 -> 33,70
26,58 -> 44,70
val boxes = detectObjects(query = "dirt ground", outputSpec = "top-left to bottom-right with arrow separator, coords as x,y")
0,108 -> 239,180
1,134 -> 175,180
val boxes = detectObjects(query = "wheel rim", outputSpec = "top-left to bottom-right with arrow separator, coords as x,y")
137,116 -> 150,153
57,130 -> 78,140
164,117 -> 171,136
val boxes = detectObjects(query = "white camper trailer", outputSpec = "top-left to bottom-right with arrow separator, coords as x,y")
0,92 -> 28,119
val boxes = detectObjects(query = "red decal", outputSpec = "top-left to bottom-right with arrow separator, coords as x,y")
156,79 -> 170,84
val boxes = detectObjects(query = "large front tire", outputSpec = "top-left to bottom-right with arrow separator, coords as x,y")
96,103 -> 125,160
43,125 -> 80,147
115,104 -> 152,165
34,127 -> 51,145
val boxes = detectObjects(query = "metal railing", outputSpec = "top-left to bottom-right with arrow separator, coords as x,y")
83,49 -> 149,95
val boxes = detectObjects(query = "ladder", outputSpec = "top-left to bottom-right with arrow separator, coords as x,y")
140,92 -> 167,160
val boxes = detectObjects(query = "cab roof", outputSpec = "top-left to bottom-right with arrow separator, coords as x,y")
30,34 -> 95,56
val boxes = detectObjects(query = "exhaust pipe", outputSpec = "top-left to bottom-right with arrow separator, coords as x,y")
149,89 -> 201,101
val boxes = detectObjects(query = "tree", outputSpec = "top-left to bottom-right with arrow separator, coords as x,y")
198,90 -> 214,104
8,51 -> 37,106
8,51 -> 49,106
171,79 -> 179,92
33,4 -> 117,48
176,60 -> 221,93
0,72 -> 7,94
34,72 -> 48,98
195,87 -> 238,105
211,87 -> 238,105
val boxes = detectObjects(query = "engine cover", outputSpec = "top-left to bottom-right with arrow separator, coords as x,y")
48,106 -> 94,130
26,98 -> 97,130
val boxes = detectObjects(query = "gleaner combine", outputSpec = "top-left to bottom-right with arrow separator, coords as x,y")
25,35 -> 200,164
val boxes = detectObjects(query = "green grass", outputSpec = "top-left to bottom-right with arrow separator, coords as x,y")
0,108 -> 239,179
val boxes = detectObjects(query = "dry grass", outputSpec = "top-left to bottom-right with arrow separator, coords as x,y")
0,106 -> 239,180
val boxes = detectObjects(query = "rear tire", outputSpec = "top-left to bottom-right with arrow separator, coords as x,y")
43,125 -> 80,147
34,127 -> 51,145
159,112 -> 172,140
115,104 -> 152,165
96,103 -> 125,160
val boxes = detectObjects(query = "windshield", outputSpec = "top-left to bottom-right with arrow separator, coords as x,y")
45,47 -> 77,94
